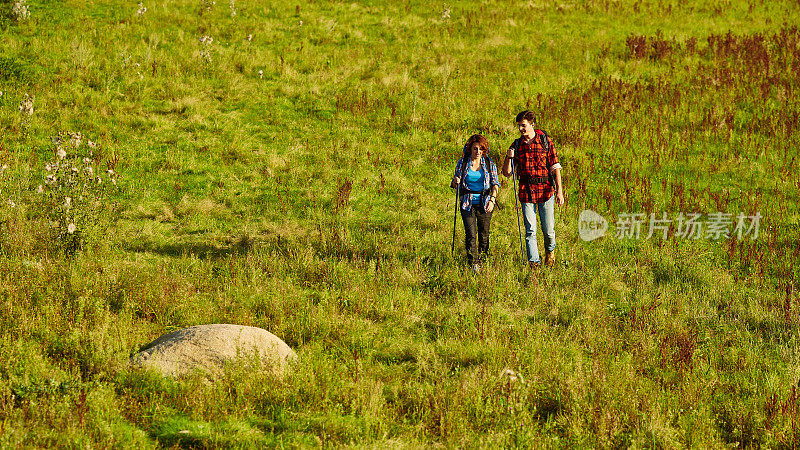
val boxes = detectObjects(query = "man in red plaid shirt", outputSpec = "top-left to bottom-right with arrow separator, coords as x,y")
502,111 -> 564,268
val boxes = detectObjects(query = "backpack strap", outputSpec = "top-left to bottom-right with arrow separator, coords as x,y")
460,156 -> 490,190
537,129 -> 556,188
513,133 -> 548,154
537,129 -> 550,153
457,157 -> 467,194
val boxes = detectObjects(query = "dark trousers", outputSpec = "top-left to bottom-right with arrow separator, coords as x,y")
461,206 -> 492,265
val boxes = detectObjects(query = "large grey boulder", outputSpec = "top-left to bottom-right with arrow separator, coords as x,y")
132,324 -> 296,378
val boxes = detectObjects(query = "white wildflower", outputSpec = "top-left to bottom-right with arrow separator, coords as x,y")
201,0 -> 216,12
87,140 -> 98,149
83,157 -> 92,164
0,91 -> 3,97
37,185 -> 44,194
45,163 -> 53,172
7,199 -> 15,208
137,2 -> 147,16
45,174 -> 56,185
65,197 -> 71,208
67,223 -> 76,234
96,176 -> 102,185
441,5 -> 451,20
12,0 -> 30,20
71,166 -> 79,173
299,20 -> 303,26
106,169 -> 115,176
68,131 -> 82,148
246,34 -> 253,41
112,178 -> 117,186
18,93 -> 34,115
199,36 -> 213,63
84,166 -> 94,176
57,147 -> 67,160
500,368 -> 524,384
258,70 -> 263,79
0,165 -> 7,174
229,0 -> 236,16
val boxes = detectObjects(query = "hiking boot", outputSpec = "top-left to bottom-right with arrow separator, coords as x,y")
544,251 -> 555,267
529,260 -> 541,270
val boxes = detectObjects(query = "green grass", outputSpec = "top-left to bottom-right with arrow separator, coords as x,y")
1,0 -> 799,446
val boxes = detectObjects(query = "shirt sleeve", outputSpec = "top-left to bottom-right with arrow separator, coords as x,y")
546,136 -> 561,172
453,157 -> 464,179
488,159 -> 500,187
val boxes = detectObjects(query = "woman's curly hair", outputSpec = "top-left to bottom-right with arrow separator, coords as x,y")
464,134 -> 490,157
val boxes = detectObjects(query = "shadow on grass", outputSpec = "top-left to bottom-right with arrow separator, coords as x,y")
126,234 -> 253,259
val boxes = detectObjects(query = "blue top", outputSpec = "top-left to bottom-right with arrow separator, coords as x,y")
464,166 -> 485,205
451,155 -> 500,212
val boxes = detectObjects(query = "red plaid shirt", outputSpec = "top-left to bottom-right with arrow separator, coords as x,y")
510,131 -> 559,204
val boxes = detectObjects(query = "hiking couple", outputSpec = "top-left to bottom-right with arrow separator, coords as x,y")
451,110 -> 564,272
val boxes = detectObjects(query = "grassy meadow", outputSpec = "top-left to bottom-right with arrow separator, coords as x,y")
1,0 -> 800,446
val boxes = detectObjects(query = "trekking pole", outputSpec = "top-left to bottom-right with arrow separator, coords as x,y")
511,159 -> 525,267
451,154 -> 468,255
451,180 -> 460,254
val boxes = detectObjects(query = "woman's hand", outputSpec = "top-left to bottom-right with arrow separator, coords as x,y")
451,176 -> 460,189
486,196 -> 496,213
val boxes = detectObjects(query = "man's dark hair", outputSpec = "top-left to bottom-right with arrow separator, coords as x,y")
515,110 -> 536,125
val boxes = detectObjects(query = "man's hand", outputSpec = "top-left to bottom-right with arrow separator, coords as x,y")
502,148 -> 515,177
552,169 -> 564,206
555,190 -> 565,206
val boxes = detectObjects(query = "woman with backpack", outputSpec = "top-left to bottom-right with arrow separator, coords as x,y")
450,134 -> 500,272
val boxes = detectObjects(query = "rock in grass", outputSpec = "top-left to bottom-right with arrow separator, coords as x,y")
131,324 -> 296,378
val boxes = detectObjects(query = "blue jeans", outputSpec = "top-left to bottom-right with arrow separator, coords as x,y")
522,195 -> 555,263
